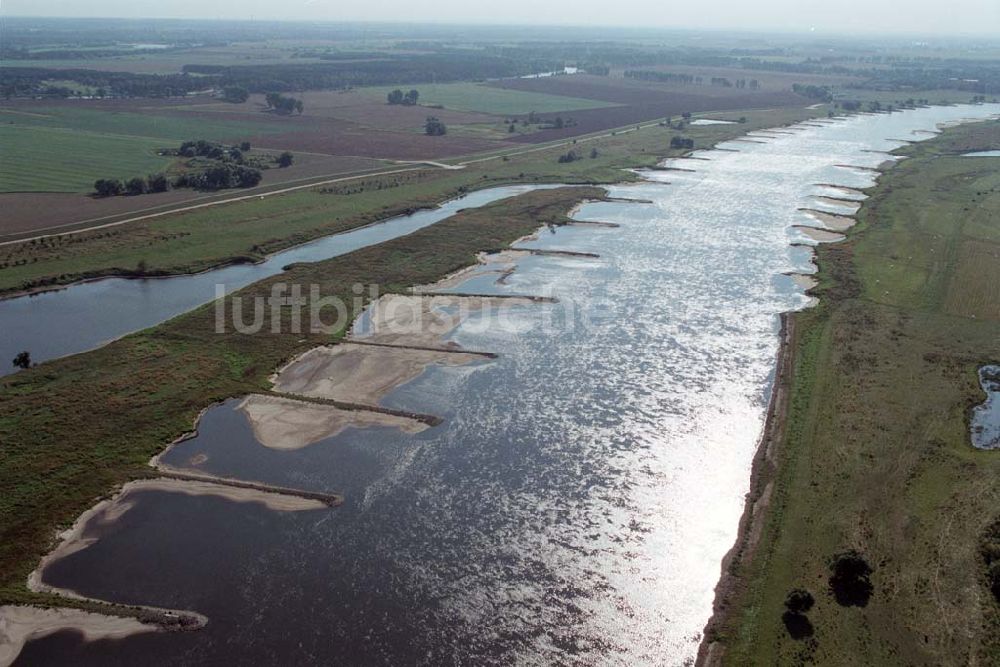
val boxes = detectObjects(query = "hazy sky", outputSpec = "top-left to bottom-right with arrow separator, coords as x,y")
2,0 -> 999,36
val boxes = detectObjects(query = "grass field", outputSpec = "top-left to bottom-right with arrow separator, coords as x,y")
0,186 -> 604,611
365,82 -> 619,115
712,122 -> 1000,665
0,125 -> 175,192
0,106 -> 820,295
0,106 -> 293,192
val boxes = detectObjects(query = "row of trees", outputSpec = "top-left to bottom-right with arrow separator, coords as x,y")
174,164 -> 263,190
178,139 -> 252,160
387,89 -> 419,105
264,92 -> 304,114
624,70 -> 760,90
94,174 -> 171,197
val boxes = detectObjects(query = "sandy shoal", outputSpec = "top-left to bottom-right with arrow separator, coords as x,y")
796,227 -> 846,243
357,293 -> 536,348
789,274 -> 818,290
239,394 -> 428,450
0,605 -> 158,667
812,196 -> 862,212
273,343 -> 483,405
802,210 -> 857,232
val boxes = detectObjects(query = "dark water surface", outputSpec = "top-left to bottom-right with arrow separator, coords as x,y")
18,105 -> 1000,666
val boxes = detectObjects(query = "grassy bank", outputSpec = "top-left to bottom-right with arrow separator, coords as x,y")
0,106 -> 819,297
0,186 -> 605,607
709,121 -> 1000,664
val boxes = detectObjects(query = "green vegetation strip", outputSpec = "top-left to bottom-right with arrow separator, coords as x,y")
712,121 -> 1000,665
0,186 -> 604,606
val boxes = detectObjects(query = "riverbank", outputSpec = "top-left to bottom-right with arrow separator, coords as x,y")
700,119 -> 1000,665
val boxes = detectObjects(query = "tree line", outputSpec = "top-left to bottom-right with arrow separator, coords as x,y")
624,70 -> 761,89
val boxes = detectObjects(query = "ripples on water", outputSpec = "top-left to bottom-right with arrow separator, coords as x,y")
19,105 -> 1000,666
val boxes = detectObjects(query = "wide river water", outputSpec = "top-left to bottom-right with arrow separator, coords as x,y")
15,105 -> 1000,665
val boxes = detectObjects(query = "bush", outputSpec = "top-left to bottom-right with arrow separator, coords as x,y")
277,151 -> 294,168
12,351 -> 31,370
424,116 -> 447,136
670,136 -> 695,150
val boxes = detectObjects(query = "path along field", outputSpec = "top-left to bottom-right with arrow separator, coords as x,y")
708,121 -> 1000,665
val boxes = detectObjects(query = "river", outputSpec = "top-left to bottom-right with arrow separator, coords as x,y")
14,104 -> 1000,665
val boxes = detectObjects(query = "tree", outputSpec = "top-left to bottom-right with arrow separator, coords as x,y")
147,173 -> 170,193
425,116 -> 447,136
221,86 -> 249,103
681,111 -> 692,120
125,176 -> 148,196
589,147 -> 599,159
94,178 -> 124,197
829,550 -> 874,607
239,141 -> 251,152
12,351 -> 31,370
783,589 -> 815,614
277,151 -> 294,168
781,588 -> 816,640
387,89 -> 404,105
295,99 -> 304,114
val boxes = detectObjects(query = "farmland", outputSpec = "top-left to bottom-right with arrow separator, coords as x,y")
708,122 -> 1000,665
0,103 -> 295,193
0,124 -> 173,192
